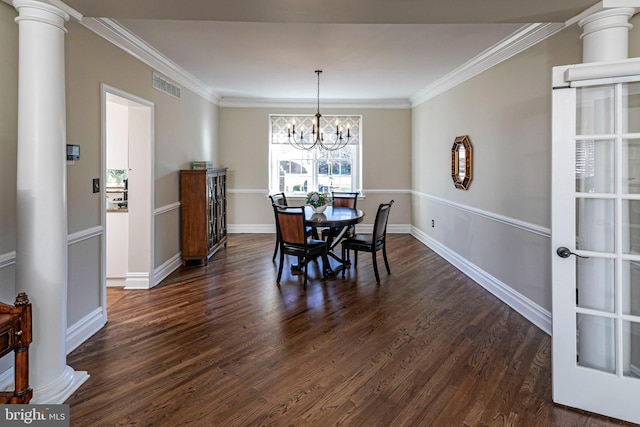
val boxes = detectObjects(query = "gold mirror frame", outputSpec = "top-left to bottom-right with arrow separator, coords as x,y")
451,135 -> 473,190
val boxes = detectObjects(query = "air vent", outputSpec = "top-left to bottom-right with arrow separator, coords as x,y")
152,72 -> 181,100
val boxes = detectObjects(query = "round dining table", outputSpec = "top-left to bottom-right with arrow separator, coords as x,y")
304,206 -> 365,272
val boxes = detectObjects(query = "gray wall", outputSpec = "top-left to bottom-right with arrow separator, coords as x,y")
0,3 -> 18,257
219,107 -> 412,231
0,3 -> 219,332
411,17 -> 640,315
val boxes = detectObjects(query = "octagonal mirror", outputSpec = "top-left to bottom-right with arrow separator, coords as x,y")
451,135 -> 473,190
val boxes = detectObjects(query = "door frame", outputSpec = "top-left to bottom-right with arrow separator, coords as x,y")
101,84 -> 155,302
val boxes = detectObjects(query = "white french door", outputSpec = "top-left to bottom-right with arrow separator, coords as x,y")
551,58 -> 640,424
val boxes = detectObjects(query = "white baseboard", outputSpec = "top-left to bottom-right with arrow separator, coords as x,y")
66,306 -> 107,354
124,272 -> 151,289
411,226 -> 552,336
228,224 -> 274,234
30,366 -> 90,404
0,366 -> 89,404
227,223 -> 411,234
153,252 -> 182,287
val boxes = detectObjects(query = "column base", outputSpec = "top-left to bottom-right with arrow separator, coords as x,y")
30,366 -> 89,404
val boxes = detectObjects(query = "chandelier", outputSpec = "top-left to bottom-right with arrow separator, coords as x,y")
287,70 -> 351,151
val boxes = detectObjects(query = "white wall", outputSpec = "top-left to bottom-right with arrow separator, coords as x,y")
106,100 -> 129,170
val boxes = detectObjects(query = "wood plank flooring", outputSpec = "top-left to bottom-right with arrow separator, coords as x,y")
66,234 -> 632,426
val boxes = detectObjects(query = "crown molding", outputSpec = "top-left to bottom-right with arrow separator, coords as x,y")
45,0 -> 82,21
75,6 -> 621,110
75,16 -> 408,109
80,18 -> 221,105
0,6 -> 560,110
2,0 -> 82,21
410,22 -> 565,106
219,97 -> 411,109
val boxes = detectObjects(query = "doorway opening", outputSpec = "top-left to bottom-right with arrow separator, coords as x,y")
101,85 -> 155,299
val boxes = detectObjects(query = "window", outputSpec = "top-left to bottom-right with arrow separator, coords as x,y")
269,115 -> 361,195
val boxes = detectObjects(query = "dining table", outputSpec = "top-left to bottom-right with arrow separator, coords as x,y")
304,205 -> 365,273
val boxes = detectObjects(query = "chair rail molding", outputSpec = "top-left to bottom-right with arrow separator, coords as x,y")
0,251 -> 16,269
2,226 -> 104,270
68,226 -> 104,245
154,201 -> 181,216
412,191 -> 550,238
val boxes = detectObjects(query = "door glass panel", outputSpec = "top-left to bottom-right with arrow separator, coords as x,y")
622,200 -> 640,255
577,257 -> 615,312
622,82 -> 640,134
622,261 -> 640,316
576,198 -> 615,252
577,85 -> 615,135
623,321 -> 640,379
576,139 -> 615,193
577,314 -> 615,374
623,139 -> 640,194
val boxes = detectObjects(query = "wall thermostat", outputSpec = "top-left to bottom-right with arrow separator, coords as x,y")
66,144 -> 80,161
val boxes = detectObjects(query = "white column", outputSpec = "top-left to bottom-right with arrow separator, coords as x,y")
578,7 -> 636,63
13,0 -> 88,403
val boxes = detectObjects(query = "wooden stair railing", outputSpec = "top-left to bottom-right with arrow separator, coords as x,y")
0,292 -> 32,404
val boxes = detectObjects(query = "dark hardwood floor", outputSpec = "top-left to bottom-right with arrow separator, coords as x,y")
66,234 -> 632,426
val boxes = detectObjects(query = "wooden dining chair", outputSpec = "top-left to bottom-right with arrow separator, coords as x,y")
331,191 -> 359,209
269,193 -> 316,261
275,206 -> 329,289
269,192 -> 287,207
341,200 -> 394,282
269,193 -> 288,261
321,191 -> 359,240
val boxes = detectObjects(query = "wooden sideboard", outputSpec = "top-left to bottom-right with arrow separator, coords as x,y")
0,292 -> 32,404
180,168 -> 228,265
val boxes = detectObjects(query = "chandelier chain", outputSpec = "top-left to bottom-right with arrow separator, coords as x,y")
287,70 -> 351,151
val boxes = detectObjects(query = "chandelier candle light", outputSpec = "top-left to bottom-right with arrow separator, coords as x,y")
287,70 -> 351,151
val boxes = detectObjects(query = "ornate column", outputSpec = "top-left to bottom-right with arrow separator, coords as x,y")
13,0 -> 87,403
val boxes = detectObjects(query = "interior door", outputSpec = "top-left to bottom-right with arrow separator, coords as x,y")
551,59 -> 640,424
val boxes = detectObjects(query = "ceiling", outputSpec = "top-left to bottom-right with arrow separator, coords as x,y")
60,0 -> 599,103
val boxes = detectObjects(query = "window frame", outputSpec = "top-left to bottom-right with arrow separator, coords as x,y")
268,114 -> 362,196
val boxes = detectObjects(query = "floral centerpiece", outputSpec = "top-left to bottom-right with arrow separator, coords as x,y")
306,191 -> 329,213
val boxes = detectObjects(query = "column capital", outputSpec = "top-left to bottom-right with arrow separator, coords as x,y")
578,7 -> 636,39
12,0 -> 74,32
577,6 -> 637,62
